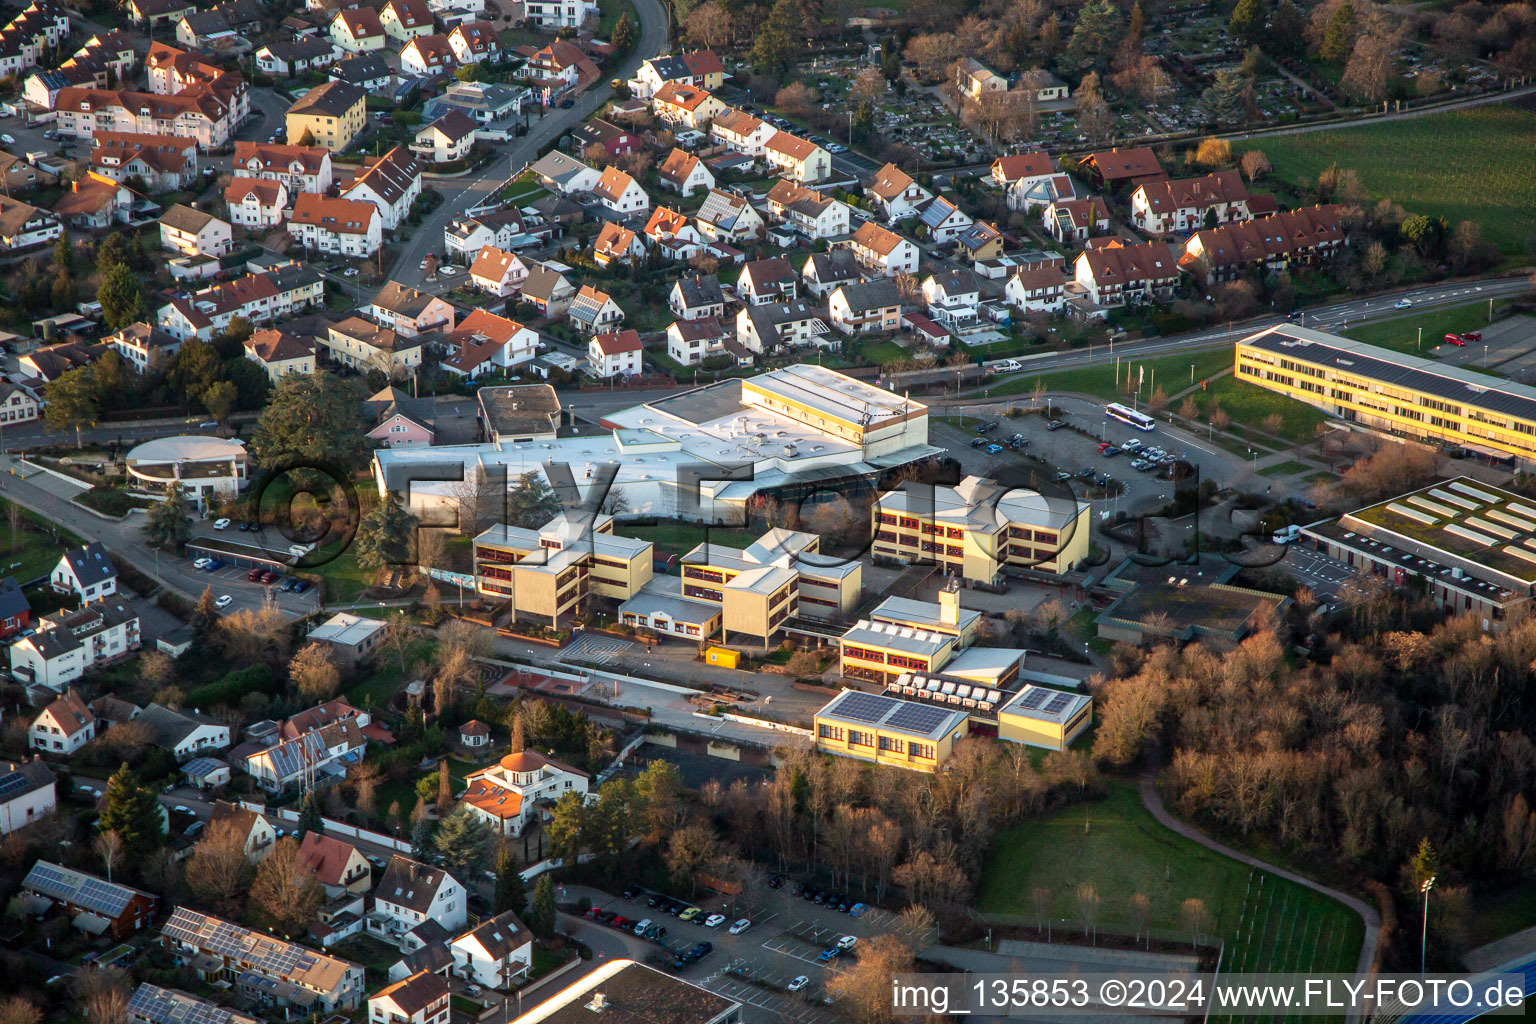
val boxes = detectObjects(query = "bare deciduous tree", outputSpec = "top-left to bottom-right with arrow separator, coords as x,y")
250,837 -> 323,935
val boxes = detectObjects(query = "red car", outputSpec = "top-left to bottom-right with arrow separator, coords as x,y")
246,567 -> 265,581
1460,331 -> 1482,342
1444,333 -> 1466,346
260,571 -> 281,584
1096,441 -> 1112,452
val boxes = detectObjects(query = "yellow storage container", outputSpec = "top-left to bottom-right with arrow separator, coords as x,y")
704,647 -> 741,669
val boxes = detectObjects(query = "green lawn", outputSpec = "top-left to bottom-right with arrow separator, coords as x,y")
0,519 -> 70,586
1469,877 -> 1536,948
1341,300 -> 1517,356
995,348 -> 1234,402
1189,375 -> 1328,443
344,637 -> 436,711
858,340 -> 910,366
977,782 -> 1364,976
1244,104 -> 1536,255
308,544 -> 377,603
614,521 -> 757,556
1258,459 -> 1315,478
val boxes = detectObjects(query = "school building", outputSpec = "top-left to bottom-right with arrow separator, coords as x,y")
473,513 -> 653,628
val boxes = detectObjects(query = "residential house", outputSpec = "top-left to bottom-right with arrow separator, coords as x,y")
1080,146 -> 1166,190
763,131 -> 829,184
524,40 -> 593,96
51,173 -> 134,230
342,145 -> 422,232
90,132 -> 199,191
0,152 -> 46,193
658,147 -> 713,196
161,908 -> 366,1011
460,749 -> 589,836
641,206 -> 702,261
666,317 -> 738,367
990,152 -> 1055,190
1043,196 -> 1110,245
141,44 -> 249,130
21,861 -> 156,938
368,971 -> 449,1024
380,0 -> 434,42
468,246 -> 529,298
1008,170 -> 1077,213
915,195 -> 973,244
570,118 -> 642,159
440,310 -> 538,378
412,110 -> 477,164
329,7 -> 386,52
955,57 -> 1005,100
19,341 -> 98,383
921,269 -> 981,327
866,163 -> 933,222
9,602 -> 140,690
520,0 -> 597,30
669,273 -> 725,321
232,141 -> 333,193
105,321 -> 182,373
765,180 -> 848,240
242,719 -> 366,793
137,703 -> 229,759
256,38 -> 340,75
127,984 -> 258,1024
0,197 -> 62,250
0,578 -> 31,639
364,387 -> 437,445
1130,171 -> 1254,235
709,107 -> 774,157
89,696 -> 140,729
590,166 -> 649,216
159,205 -> 232,258
848,221 -> 919,277
444,208 -> 530,263
286,80 -> 367,151
207,802 -> 276,861
737,301 -> 831,353
0,759 -> 55,834
519,264 -> 575,318
450,913 -> 532,989
567,285 -> 623,335
1005,264 -> 1067,314
588,329 -> 642,378
159,264 -> 326,340
29,689 -> 96,755
800,249 -> 861,298
224,177 -> 289,229
529,151 -> 601,194
592,222 -> 644,267
736,257 -> 796,305
288,193 -> 382,256
694,188 -> 763,243
651,81 -> 725,129
54,87 -> 234,152
0,382 -> 40,425
330,53 -> 393,92
244,329 -> 316,381
298,833 -> 373,897
1073,239 -> 1179,306
52,542 -> 117,603
124,0 -> 196,29
447,21 -> 500,65
176,9 -> 238,50
956,220 -> 1005,262
421,80 -> 527,122
320,317 -> 424,377
369,281 -> 456,337
627,49 -> 725,99
1179,204 -> 1347,285
371,857 -> 466,943
828,279 -> 902,335
400,34 -> 457,76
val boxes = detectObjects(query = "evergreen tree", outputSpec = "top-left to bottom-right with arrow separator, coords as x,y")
527,875 -> 557,938
250,371 -> 368,472
98,262 -> 147,330
1228,0 -> 1265,45
98,764 -> 163,855
494,848 -> 526,916
611,11 -> 635,52
434,808 -> 496,875
299,790 -> 324,837
411,816 -> 435,860
354,491 -> 419,570
1127,0 -> 1145,40
506,472 -> 561,528
52,235 -> 75,276
43,366 -> 99,448
1064,0 -> 1121,72
1270,1 -> 1303,57
1320,1 -> 1356,62
142,489 -> 192,550
95,233 -> 130,272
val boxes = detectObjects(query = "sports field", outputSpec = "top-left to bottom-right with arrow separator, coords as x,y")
977,783 -> 1364,978
1245,104 -> 1536,255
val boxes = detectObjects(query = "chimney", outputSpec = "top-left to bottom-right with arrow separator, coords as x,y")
939,578 -> 960,627
585,994 -> 608,1013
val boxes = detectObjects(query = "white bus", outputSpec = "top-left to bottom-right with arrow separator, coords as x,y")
1106,402 -> 1155,432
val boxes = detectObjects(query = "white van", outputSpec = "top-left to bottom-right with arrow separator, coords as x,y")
985,359 -> 1022,375
1272,525 -> 1301,544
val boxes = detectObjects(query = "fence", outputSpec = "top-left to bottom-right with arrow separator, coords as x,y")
259,804 -> 415,854
972,910 -> 1222,954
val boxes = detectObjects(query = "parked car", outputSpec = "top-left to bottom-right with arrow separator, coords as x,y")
204,559 -> 224,571
985,443 -> 1004,455
1102,447 -> 1122,458
679,907 -> 702,922
213,518 -> 230,530
767,875 -> 784,889
970,437 -> 986,448
1444,333 -> 1466,346
836,935 -> 858,950
816,948 -> 840,963
260,570 -> 281,584
246,568 -> 265,581
292,580 -> 311,594
1096,441 -> 1112,452
1120,439 -> 1142,452
703,914 -> 726,928
1053,471 -> 1072,482
788,976 -> 810,992
1460,331 -> 1483,342
622,888 -> 640,900
632,919 -> 651,935
214,595 -> 233,609
848,903 -> 870,918
192,557 -> 212,569
463,985 -> 482,998
728,918 -> 751,935
1046,419 -> 1065,430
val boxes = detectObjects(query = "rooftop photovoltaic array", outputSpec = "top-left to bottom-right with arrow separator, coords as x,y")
127,984 -> 256,1024
1002,684 -> 1090,724
820,689 -> 967,739
828,691 -> 897,724
23,861 -> 142,917
884,702 -> 957,735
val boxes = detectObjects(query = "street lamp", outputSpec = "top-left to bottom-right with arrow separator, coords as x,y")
1420,875 -> 1436,974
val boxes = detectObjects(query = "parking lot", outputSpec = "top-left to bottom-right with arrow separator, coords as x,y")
573,880 -> 923,1022
1282,543 -> 1358,601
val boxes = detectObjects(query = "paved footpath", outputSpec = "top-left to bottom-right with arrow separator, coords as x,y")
1138,774 -> 1380,1022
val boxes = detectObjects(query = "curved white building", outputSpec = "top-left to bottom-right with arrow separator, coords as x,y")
126,435 -> 249,501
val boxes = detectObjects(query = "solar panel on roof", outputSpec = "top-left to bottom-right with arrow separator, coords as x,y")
1015,689 -> 1049,710
0,770 -> 28,800
831,692 -> 895,724
1044,694 -> 1074,716
885,703 -> 955,735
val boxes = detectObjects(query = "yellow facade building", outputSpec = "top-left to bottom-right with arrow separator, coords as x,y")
996,685 -> 1093,750
873,476 -> 1092,584
286,81 -> 367,152
474,513 -> 653,628
1235,324 -> 1536,467
813,689 -> 970,773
